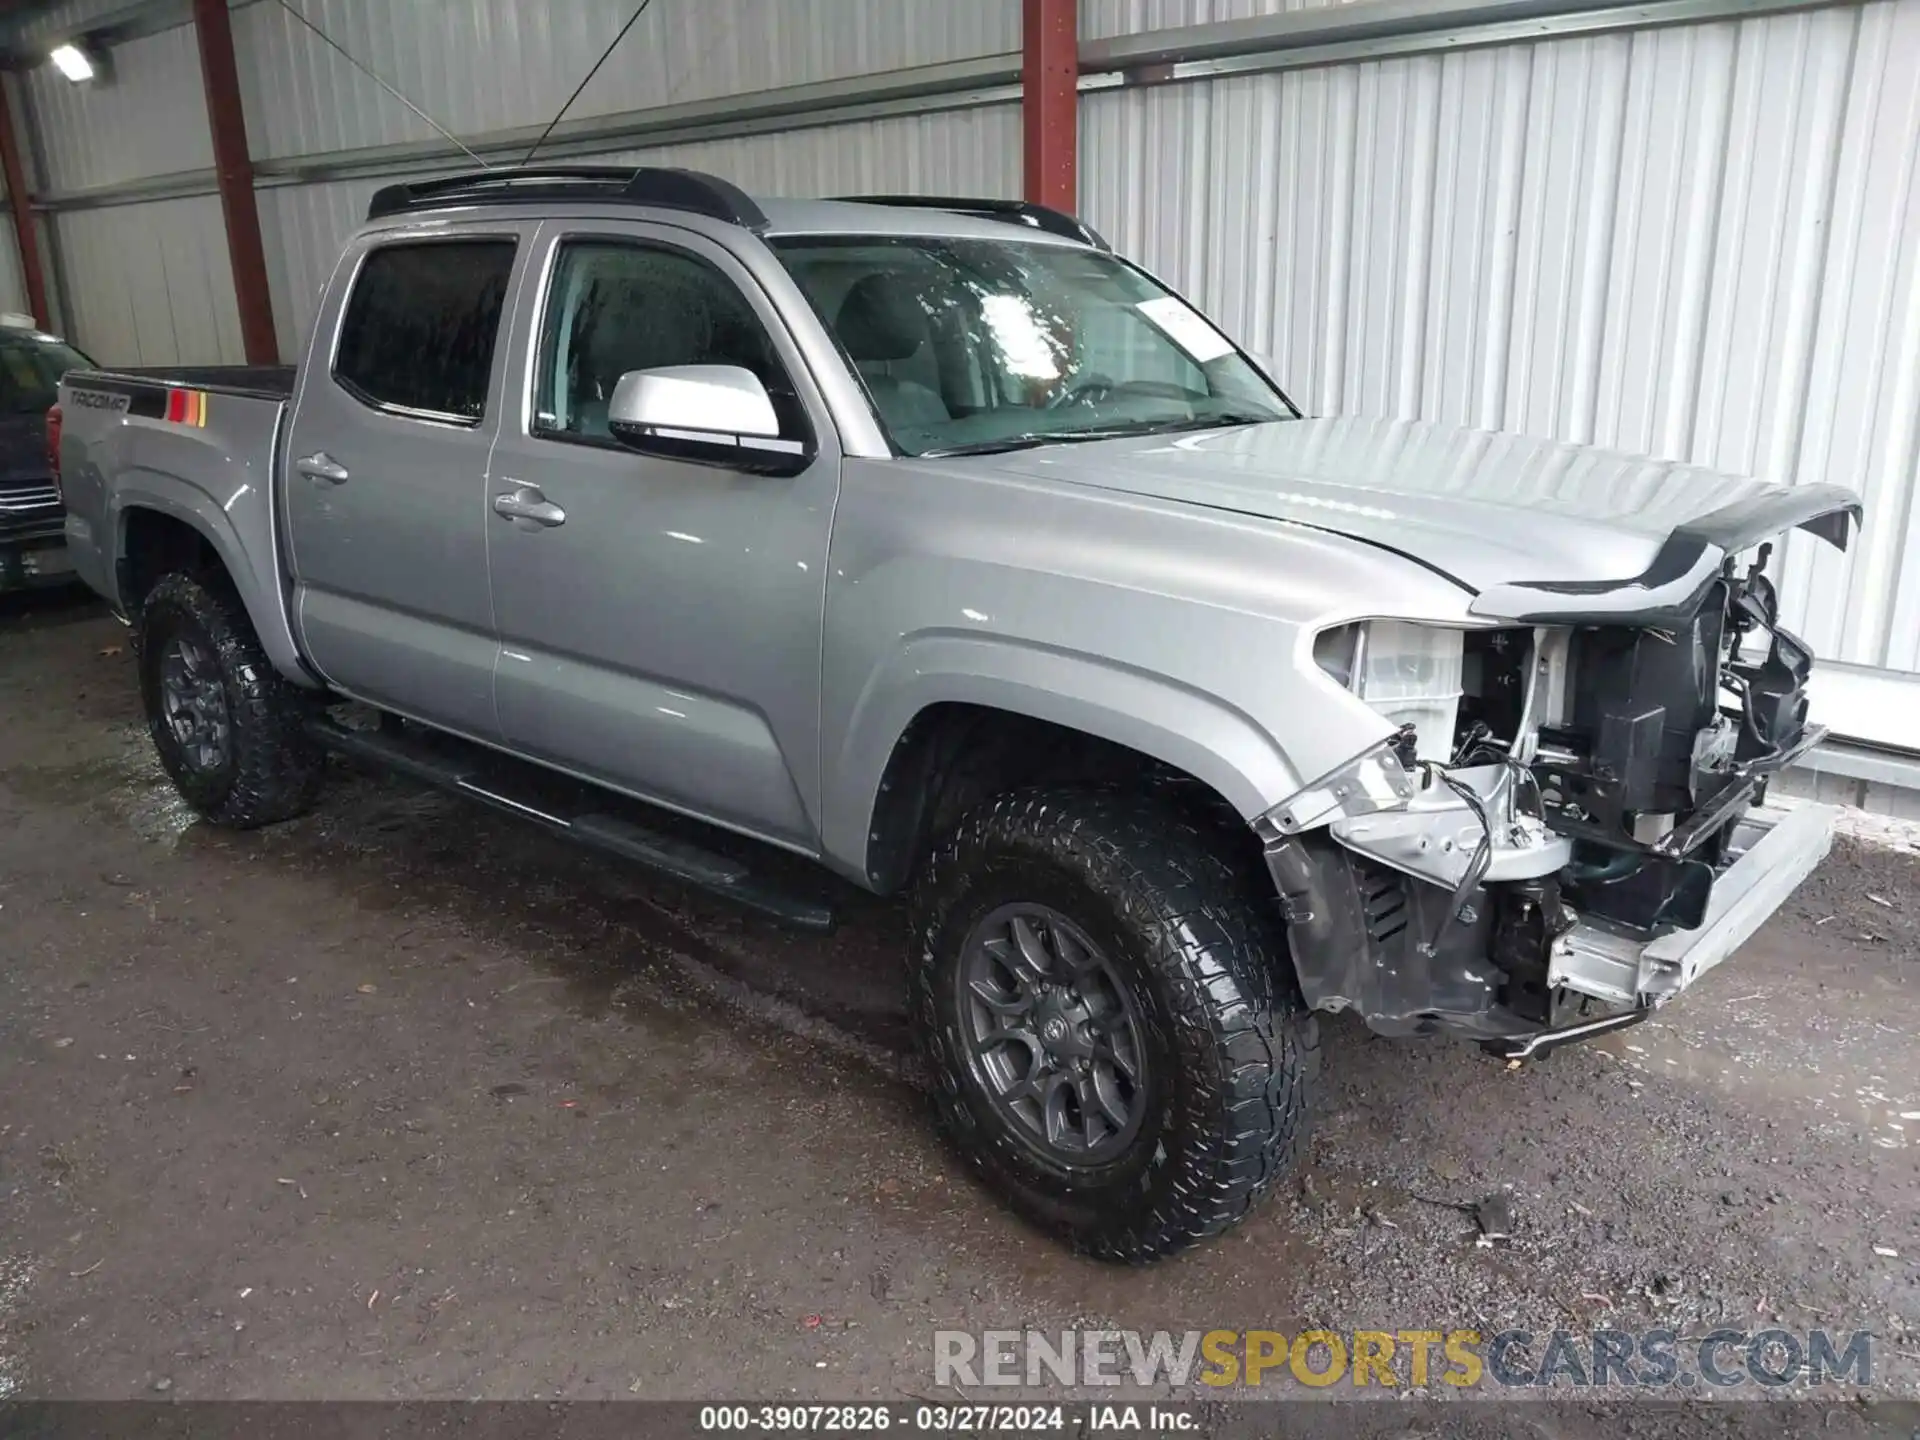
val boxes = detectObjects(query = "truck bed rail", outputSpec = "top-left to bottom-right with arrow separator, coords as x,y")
67,365 -> 295,403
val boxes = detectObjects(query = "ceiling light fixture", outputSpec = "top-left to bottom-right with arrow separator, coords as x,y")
50,43 -> 98,83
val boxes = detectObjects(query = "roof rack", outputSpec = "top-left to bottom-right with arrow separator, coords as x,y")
829,196 -> 1109,250
366,166 -> 769,230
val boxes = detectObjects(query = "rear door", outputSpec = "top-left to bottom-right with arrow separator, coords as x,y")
481,220 -> 841,849
282,224 -> 532,737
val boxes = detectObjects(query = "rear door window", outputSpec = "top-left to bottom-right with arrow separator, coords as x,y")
333,240 -> 516,423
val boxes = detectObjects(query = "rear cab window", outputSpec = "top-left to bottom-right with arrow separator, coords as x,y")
333,240 -> 517,424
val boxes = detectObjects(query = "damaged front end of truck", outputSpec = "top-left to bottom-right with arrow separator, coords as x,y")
1259,489 -> 1862,1057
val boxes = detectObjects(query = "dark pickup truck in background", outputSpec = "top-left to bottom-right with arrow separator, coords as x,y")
1,318 -> 91,593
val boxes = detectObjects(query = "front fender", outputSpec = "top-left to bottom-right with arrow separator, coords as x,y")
821,632 -> 1305,875
815,455 -> 1486,883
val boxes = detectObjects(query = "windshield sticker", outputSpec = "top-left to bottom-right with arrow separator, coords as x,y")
1136,297 -> 1235,364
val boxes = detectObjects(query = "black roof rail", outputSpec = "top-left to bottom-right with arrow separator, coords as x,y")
367,166 -> 769,230
828,195 -> 1109,250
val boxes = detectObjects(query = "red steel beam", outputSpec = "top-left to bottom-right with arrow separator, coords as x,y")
192,0 -> 278,363
1022,0 -> 1077,211
0,74 -> 51,328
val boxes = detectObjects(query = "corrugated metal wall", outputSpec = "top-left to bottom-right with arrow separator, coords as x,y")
0,210 -> 26,318
0,0 -> 139,51
1081,0 -> 1357,40
29,0 -> 1021,363
257,105 -> 1022,360
0,81 -> 35,318
19,14 -> 232,362
25,22 -> 211,192
256,175 -> 380,363
234,0 -> 1019,158
9,0 -> 1914,727
1083,0 -> 1920,681
53,196 -> 245,364
599,106 -> 1023,198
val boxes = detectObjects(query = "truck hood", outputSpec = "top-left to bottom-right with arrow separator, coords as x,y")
997,416 -> 1860,622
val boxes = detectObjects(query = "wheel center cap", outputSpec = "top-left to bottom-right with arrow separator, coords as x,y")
1041,1017 -> 1068,1044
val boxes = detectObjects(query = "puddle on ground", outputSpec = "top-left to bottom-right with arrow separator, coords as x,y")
3,722 -> 194,841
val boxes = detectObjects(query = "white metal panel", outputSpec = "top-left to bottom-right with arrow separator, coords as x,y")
257,175 -> 382,363
599,106 -> 1024,198
0,156 -> 24,318
0,218 -> 26,318
0,0 -> 143,52
1081,0 -> 1355,41
52,196 -> 244,365
234,0 -> 1019,161
256,106 -> 1021,363
24,23 -> 213,194
36,215 -> 66,340
1082,0 -> 1920,679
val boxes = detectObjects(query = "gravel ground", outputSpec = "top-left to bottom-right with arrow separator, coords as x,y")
0,588 -> 1915,1423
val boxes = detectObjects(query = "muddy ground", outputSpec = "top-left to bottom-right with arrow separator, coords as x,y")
1,588 -> 1915,1420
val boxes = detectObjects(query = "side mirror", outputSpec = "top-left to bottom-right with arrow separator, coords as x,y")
607,364 -> 809,474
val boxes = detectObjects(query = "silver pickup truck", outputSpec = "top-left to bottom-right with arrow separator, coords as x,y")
55,167 -> 1861,1261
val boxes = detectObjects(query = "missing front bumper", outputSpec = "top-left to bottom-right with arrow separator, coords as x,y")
1265,801 -> 1837,1047
1549,801 -> 1836,1007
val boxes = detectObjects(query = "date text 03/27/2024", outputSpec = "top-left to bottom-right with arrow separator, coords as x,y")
697,1405 -> 1173,1432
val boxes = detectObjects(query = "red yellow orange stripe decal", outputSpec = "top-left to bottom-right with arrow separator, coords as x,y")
164,388 -> 208,427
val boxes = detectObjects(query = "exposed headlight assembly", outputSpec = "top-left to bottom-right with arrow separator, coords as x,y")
1314,620 -> 1466,764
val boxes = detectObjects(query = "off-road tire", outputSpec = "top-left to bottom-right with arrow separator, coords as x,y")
136,571 -> 324,828
909,789 -> 1319,1262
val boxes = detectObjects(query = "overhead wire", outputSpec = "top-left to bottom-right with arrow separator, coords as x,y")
522,0 -> 656,165
275,1 -> 695,178
272,0 -> 490,168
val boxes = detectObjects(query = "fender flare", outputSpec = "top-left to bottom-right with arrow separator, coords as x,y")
822,632 -> 1304,879
112,483 -> 313,686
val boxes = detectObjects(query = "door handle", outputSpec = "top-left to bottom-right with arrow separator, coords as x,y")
492,484 -> 567,528
296,451 -> 350,484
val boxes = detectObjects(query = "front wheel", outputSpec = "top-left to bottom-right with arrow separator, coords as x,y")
136,571 -> 323,828
909,789 -> 1318,1262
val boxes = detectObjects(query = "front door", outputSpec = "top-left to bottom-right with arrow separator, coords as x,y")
483,222 -> 841,849
282,226 -> 530,737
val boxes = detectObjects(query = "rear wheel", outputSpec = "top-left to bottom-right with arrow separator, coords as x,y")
909,789 -> 1317,1262
137,571 -> 323,827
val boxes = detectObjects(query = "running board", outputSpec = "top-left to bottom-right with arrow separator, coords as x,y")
306,718 -> 836,931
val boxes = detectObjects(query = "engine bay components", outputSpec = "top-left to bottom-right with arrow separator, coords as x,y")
1277,545 -> 1828,1037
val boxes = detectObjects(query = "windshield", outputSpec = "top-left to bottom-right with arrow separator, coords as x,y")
0,331 -> 90,416
773,236 -> 1294,456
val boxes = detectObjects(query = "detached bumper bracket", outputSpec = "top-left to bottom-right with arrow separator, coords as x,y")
1479,1005 -> 1652,1062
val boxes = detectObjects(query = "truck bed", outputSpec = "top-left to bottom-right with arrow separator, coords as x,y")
56,363 -> 307,680
79,365 -> 296,400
